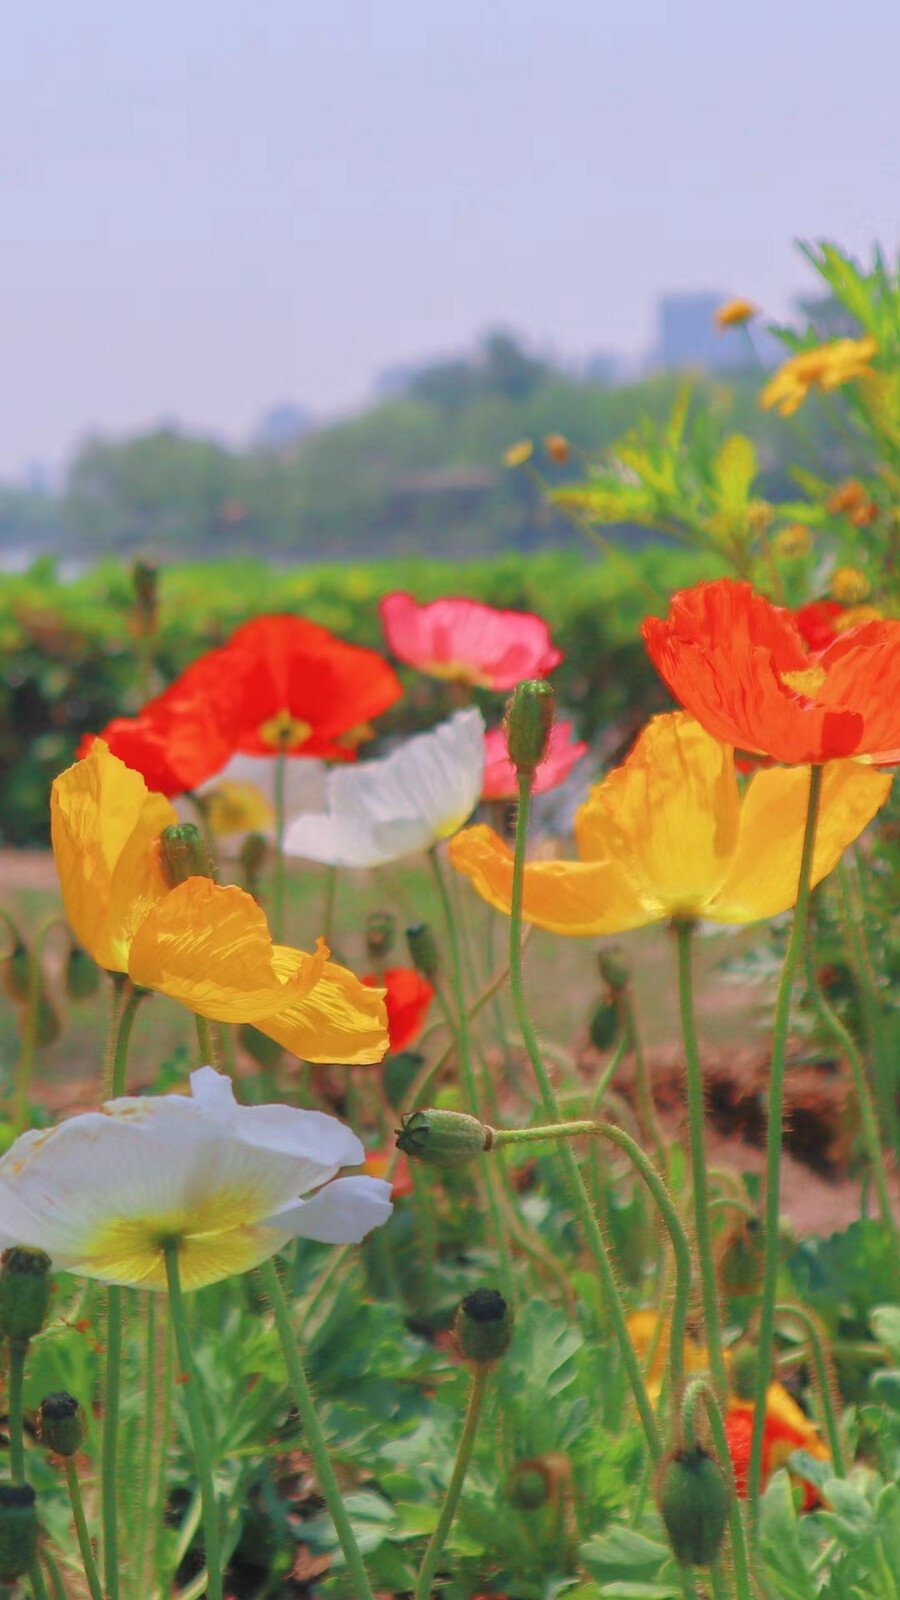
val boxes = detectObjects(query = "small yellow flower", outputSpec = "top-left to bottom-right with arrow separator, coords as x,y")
504,440 -> 533,467
827,479 -> 868,516
760,337 -> 877,416
774,524 -> 813,558
831,566 -> 871,604
837,603 -> 883,632
715,298 -> 757,330
203,781 -> 274,839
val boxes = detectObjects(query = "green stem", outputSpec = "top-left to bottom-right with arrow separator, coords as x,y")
104,984 -> 146,1100
8,1341 -> 26,1482
675,920 -> 728,1400
259,1258 -> 376,1600
493,1119 -> 691,1410
680,1377 -> 754,1600
414,1366 -> 489,1600
804,941 -> 900,1284
28,1562 -> 51,1600
775,1302 -> 845,1475
837,862 -> 900,1159
14,915 -> 67,1133
272,750 -> 287,942
102,1286 -> 122,1600
621,984 -> 666,1172
164,1245 -> 223,1600
133,1293 -> 157,1597
430,848 -> 516,1307
152,1315 -> 175,1594
510,773 -> 661,1459
194,1014 -> 221,1070
748,763 -> 823,1511
65,1458 -> 104,1600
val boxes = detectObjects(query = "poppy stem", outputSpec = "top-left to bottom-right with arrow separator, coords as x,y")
101,1285 -> 122,1600
674,919 -> 729,1402
748,762 -> 823,1512
163,1244 -> 224,1600
272,750 -> 287,942
413,1364 -> 490,1600
679,1377 -> 754,1600
510,773 -> 662,1460
7,1339 -> 26,1483
194,1014 -> 221,1069
64,1458 -> 104,1600
259,1258 -> 378,1600
105,983 -> 147,1100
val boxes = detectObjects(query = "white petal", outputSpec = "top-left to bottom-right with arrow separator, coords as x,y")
283,813 -> 432,868
265,1176 -> 393,1243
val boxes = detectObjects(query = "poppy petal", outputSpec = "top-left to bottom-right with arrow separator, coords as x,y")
450,824 -> 649,935
263,950 -> 390,1064
380,591 -> 562,689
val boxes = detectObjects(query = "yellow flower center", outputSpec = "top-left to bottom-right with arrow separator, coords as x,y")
78,1185 -> 270,1289
780,666 -> 827,699
259,709 -> 313,750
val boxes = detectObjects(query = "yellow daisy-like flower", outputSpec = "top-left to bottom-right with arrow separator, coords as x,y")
50,742 -> 388,1064
450,713 -> 891,935
830,566 -> 871,604
760,337 -> 877,416
715,298 -> 757,330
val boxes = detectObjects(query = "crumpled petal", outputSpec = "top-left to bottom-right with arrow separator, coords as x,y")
263,1175 -> 393,1244
450,824 -> 649,935
262,950 -> 389,1064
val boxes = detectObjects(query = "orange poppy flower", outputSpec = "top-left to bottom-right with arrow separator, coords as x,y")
725,1386 -> 829,1507
89,615 -> 403,796
362,966 -> 434,1053
642,579 -> 900,765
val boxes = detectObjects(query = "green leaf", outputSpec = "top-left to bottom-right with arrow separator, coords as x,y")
759,1469 -> 819,1600
579,1525 -> 671,1584
871,1305 -> 900,1361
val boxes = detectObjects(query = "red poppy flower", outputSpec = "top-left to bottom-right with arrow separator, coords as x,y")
88,615 -> 403,796
724,1387 -> 828,1509
380,592 -> 562,690
482,721 -> 587,800
363,966 -> 434,1052
794,600 -> 843,652
642,579 -> 900,765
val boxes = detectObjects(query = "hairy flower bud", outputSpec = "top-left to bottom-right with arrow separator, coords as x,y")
366,910 -> 396,962
597,947 -> 630,992
504,680 -> 555,777
718,1218 -> 763,1297
657,1446 -> 730,1566
397,1108 -> 492,1167
159,823 -> 213,889
0,1247 -> 52,1343
0,1484 -> 38,1580
729,1342 -> 760,1402
38,1391 -> 86,1457
589,995 -> 620,1052
406,923 -> 439,981
453,1287 -> 513,1365
507,1462 -> 551,1510
65,945 -> 100,1001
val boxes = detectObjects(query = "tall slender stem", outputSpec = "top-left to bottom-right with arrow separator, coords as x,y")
133,1294 -> 157,1597
510,773 -> 661,1458
414,1367 -> 489,1600
272,750 -> 287,942
748,763 -> 823,1510
104,984 -> 146,1100
102,1286 -> 122,1600
164,1245 -> 223,1600
194,1014 -> 221,1070
259,1258 -> 376,1600
65,1458 -> 104,1600
8,1341 -> 26,1483
675,920 -> 728,1400
680,1377 -> 754,1600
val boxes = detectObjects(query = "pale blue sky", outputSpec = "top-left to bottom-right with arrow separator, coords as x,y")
3,0 -> 898,478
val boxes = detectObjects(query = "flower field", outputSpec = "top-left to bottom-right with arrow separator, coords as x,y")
4,243 -> 900,1600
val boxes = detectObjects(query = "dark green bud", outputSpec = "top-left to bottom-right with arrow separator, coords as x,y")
507,1464 -> 550,1510
598,947 -> 630,992
0,1483 -> 38,1580
38,1391 -> 86,1457
729,1342 -> 760,1403
237,1024 -> 283,1071
657,1446 -> 730,1566
65,946 -> 100,1001
159,823 -> 213,889
4,942 -> 31,1003
406,923 -> 439,981
719,1219 -> 763,1297
503,680 -> 555,776
397,1108 -> 492,1167
34,994 -> 61,1048
366,910 -> 396,962
0,1247 -> 52,1342
589,995 -> 620,1051
453,1288 -> 513,1365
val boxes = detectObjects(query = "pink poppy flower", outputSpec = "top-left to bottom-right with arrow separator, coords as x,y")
380,592 -> 562,690
482,721 -> 588,800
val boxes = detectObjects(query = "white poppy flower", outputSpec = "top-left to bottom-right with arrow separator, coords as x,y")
283,709 -> 486,868
0,1068 -> 392,1291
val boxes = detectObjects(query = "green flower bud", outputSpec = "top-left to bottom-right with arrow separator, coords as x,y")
657,1446 -> 730,1566
4,941 -> 31,1003
397,1108 -> 492,1167
503,680 -> 555,776
159,823 -> 213,889
719,1219 -> 763,1297
366,910 -> 396,962
453,1288 -> 513,1365
0,1247 -> 52,1343
38,1391 -> 86,1457
597,947 -> 630,992
237,1023 -> 283,1071
507,1463 -> 550,1510
406,923 -> 439,981
0,1484 -> 38,1580
589,995 -> 620,1051
729,1342 -> 760,1403
65,946 -> 100,1001
35,994 -> 61,1048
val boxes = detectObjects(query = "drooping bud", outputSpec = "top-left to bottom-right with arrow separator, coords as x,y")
507,1461 -> 551,1510
503,680 -> 555,777
4,942 -> 31,1003
597,947 -> 630,992
0,1247 -> 52,1342
397,1108 -> 492,1167
729,1342 -> 760,1403
159,823 -> 213,889
65,945 -> 100,1001
38,1391 -> 86,1457
0,1484 -> 38,1580
406,923 -> 439,981
589,995 -> 620,1052
453,1288 -> 513,1365
657,1446 -> 730,1566
366,910 -> 396,963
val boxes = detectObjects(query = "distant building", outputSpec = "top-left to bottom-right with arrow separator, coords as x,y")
650,292 -> 752,375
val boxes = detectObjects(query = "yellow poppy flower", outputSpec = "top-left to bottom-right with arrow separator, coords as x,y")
50,742 -> 388,1064
449,713 -> 891,935
203,780 -> 274,838
760,336 -> 877,415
